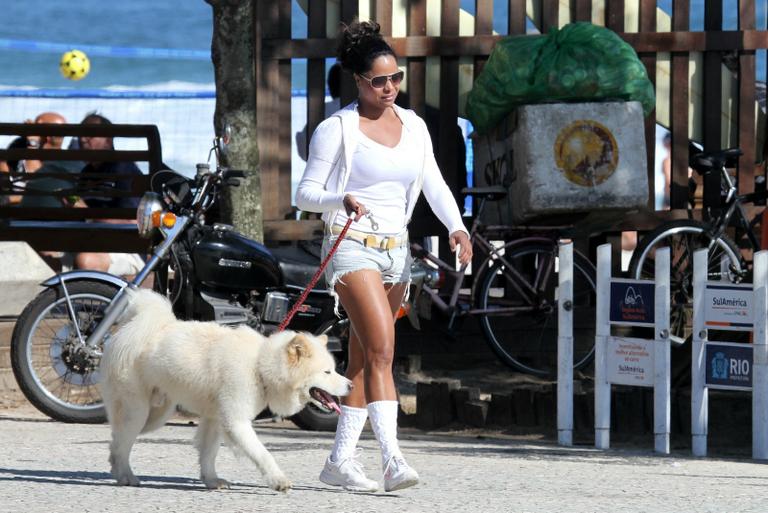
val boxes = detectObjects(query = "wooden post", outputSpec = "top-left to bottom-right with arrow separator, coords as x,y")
702,0 -> 724,212
670,0 -> 690,210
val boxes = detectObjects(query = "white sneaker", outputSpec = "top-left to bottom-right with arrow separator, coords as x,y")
319,450 -> 379,492
383,455 -> 419,492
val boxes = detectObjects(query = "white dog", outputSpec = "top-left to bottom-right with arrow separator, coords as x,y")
99,289 -> 351,491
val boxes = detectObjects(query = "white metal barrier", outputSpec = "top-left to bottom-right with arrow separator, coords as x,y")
594,243 -> 671,454
691,248 -> 768,459
557,240 -> 573,446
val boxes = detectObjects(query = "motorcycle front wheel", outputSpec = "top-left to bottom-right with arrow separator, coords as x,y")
289,317 -> 349,431
11,280 -> 120,423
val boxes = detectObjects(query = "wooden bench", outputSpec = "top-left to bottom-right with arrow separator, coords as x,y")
0,122 -> 163,253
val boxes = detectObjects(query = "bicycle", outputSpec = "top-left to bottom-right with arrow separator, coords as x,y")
628,147 -> 766,342
407,186 -> 597,377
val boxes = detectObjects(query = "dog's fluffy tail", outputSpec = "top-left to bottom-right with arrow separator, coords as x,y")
101,289 -> 176,382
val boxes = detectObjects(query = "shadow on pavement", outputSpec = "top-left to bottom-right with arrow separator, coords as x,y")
0,466 -> 405,496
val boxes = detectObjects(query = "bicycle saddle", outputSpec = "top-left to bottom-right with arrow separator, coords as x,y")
690,148 -> 742,174
460,186 -> 507,200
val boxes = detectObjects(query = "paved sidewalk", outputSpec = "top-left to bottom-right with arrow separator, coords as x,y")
1,407 -> 766,513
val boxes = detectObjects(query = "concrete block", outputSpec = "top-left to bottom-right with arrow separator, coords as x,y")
534,388 -> 556,429
464,400 -> 489,428
416,381 -> 435,430
513,389 -> 537,427
451,387 -> 481,425
0,242 -> 54,317
487,393 -> 514,427
474,101 -> 648,224
432,381 -> 456,428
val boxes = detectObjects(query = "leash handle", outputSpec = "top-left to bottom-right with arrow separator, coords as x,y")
277,216 -> 355,332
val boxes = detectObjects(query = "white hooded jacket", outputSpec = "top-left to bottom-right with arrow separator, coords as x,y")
295,101 -> 467,237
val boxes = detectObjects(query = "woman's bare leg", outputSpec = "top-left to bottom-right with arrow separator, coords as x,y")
342,279 -> 408,408
342,324 -> 366,407
335,270 -> 398,402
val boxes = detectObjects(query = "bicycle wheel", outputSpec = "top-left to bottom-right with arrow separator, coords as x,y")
477,242 -> 597,377
628,219 -> 743,341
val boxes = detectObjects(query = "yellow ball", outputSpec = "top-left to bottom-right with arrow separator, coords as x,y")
59,50 -> 90,81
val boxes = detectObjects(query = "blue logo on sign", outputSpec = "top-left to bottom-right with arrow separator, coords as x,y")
711,352 -> 728,379
705,343 -> 753,389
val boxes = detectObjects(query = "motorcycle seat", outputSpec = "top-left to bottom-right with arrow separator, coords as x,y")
269,243 -> 328,291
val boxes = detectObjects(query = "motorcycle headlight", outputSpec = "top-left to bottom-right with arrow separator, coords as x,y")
136,192 -> 163,238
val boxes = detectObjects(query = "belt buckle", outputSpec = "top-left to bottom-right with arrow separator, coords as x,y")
384,237 -> 397,250
364,234 -> 377,248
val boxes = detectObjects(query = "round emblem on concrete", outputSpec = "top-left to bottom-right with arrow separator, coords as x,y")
554,120 -> 619,187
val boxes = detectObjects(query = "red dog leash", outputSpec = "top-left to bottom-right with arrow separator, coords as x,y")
277,216 -> 355,332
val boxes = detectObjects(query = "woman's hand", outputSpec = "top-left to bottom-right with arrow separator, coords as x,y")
343,193 -> 367,221
449,230 -> 472,265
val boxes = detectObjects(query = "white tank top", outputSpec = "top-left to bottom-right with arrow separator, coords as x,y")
333,127 -> 420,235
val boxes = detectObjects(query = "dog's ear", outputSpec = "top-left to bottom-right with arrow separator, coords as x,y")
318,334 -> 328,346
287,333 -> 313,364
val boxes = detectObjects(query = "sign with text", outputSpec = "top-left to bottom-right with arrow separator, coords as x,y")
704,284 -> 754,330
606,336 -> 655,387
609,279 -> 655,326
705,342 -> 753,390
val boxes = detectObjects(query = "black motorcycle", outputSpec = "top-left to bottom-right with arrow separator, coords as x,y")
10,131 -> 347,431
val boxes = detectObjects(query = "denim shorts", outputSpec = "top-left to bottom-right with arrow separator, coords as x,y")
321,236 -> 412,313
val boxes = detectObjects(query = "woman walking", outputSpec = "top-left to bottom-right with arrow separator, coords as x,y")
295,20 -> 471,492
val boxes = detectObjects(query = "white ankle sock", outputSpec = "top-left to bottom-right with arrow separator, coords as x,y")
367,400 -> 402,467
329,405 -> 368,463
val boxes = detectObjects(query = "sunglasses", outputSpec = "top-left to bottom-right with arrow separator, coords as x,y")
358,70 -> 404,89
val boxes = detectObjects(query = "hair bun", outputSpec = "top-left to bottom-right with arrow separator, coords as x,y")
341,20 -> 381,49
337,20 -> 393,75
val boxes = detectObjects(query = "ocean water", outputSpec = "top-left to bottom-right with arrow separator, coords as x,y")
0,0 -> 214,88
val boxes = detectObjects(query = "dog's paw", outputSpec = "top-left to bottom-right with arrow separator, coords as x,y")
266,473 -> 292,492
115,473 -> 140,487
203,477 -> 231,490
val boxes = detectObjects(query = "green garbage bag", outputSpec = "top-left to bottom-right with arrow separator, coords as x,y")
466,22 -> 655,134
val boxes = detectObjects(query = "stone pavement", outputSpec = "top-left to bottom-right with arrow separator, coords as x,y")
1,406 -> 767,513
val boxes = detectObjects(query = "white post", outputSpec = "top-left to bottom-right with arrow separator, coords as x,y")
753,250 -> 768,459
654,247 -> 671,454
595,243 -> 611,449
691,249 -> 708,456
557,240 -> 574,446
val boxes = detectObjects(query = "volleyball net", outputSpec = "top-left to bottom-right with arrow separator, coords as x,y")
0,87 -> 216,176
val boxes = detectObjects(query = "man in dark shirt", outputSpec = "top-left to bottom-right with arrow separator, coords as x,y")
71,113 -> 145,277
78,113 -> 143,210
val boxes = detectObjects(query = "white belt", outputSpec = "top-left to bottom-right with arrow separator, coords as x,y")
331,225 -> 408,250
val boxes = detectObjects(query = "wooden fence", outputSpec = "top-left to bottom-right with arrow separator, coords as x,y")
255,0 -> 768,240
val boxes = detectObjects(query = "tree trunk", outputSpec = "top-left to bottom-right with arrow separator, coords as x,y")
205,0 -> 262,241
